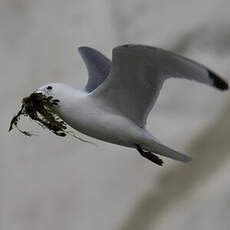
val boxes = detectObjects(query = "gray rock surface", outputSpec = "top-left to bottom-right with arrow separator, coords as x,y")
1,0 -> 230,229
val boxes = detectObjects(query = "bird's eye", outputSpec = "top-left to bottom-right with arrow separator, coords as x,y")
47,86 -> 52,90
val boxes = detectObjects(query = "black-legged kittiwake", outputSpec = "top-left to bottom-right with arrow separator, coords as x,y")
33,44 -> 229,165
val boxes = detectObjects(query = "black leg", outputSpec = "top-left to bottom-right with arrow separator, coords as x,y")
136,145 -> 163,166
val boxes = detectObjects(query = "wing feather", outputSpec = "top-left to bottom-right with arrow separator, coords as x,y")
91,44 -> 228,127
78,47 -> 111,93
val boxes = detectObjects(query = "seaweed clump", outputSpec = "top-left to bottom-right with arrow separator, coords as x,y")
9,92 -> 93,144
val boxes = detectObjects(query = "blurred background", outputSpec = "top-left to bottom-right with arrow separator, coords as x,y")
1,0 -> 230,229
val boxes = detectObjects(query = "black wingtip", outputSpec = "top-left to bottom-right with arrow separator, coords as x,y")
208,70 -> 229,91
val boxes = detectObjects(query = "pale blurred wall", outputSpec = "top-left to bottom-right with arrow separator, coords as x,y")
1,0 -> 230,230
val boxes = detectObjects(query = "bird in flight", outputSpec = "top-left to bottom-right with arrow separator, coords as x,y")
35,44 -> 228,166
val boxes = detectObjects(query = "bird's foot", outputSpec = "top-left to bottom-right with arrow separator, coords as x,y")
136,144 -> 163,166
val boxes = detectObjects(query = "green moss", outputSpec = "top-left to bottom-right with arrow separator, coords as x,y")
9,92 -> 94,144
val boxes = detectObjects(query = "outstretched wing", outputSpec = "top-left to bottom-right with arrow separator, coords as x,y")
91,44 -> 228,127
78,47 -> 112,93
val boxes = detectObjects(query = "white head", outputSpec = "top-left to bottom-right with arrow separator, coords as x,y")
36,82 -> 73,101
35,82 -> 85,117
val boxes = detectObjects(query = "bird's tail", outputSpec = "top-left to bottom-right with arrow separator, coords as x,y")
142,133 -> 192,163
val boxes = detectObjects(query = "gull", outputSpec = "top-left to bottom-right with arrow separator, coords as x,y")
37,44 -> 228,166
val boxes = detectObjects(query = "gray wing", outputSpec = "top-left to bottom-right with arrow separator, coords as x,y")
78,46 -> 112,93
91,44 -> 228,127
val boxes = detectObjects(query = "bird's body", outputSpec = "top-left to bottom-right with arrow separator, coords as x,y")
37,44 -> 229,165
42,83 -> 148,148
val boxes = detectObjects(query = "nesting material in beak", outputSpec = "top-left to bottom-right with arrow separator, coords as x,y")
9,92 -> 94,144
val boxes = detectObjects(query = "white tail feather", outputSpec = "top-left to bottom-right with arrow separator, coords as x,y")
142,134 -> 192,163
